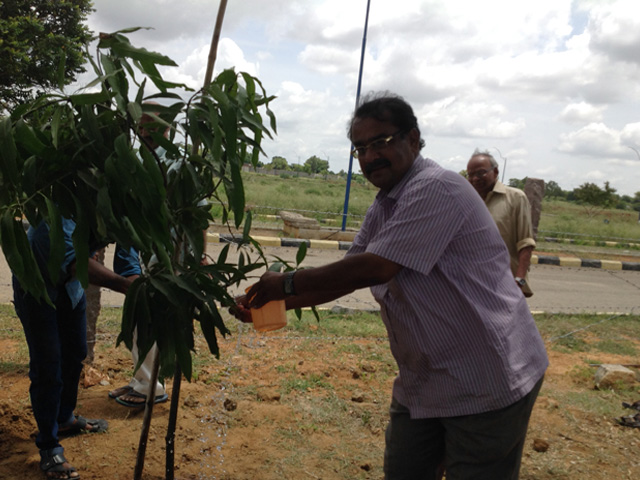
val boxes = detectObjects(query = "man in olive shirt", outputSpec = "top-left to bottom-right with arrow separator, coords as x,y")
467,149 -> 536,297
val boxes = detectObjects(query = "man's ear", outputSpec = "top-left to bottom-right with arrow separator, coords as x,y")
408,128 -> 421,153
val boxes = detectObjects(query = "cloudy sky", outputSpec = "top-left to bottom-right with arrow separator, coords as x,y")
84,0 -> 640,196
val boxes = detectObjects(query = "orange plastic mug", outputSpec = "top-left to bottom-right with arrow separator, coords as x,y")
245,287 -> 287,332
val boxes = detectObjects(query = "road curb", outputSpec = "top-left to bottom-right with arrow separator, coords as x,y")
208,233 -> 640,271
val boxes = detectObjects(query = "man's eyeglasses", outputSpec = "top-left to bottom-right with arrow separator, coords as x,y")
468,166 -> 496,180
351,130 -> 405,159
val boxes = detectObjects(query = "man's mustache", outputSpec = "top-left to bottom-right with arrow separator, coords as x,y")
363,158 -> 391,175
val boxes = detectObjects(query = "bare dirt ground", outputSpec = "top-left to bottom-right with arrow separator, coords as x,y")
1,309 -> 639,480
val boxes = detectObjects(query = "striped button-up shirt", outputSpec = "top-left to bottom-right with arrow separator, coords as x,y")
347,155 -> 548,418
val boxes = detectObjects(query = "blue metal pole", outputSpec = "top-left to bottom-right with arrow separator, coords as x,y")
341,0 -> 371,231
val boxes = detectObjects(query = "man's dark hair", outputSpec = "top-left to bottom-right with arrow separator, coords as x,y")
348,91 -> 425,149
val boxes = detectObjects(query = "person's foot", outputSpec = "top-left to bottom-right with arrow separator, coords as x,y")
108,385 -> 133,399
115,389 -> 169,408
40,451 -> 79,479
58,416 -> 108,437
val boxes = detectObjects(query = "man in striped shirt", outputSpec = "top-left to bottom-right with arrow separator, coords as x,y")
240,92 -> 549,479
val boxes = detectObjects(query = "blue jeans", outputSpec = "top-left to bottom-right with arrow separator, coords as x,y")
13,276 -> 87,451
384,377 -> 544,480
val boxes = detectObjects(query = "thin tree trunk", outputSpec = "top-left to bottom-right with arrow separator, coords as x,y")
133,348 -> 161,480
191,0 -> 228,156
203,0 -> 228,88
161,2 -> 229,477
165,364 -> 183,480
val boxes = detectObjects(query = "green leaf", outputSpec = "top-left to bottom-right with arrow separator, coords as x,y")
56,50 -> 68,90
198,303 -> 222,358
109,41 -> 178,67
0,211 -> 24,279
0,212 -> 47,303
268,261 -> 285,272
295,242 -> 308,266
50,107 -> 63,149
44,199 -> 64,286
127,101 -> 143,123
0,117 -> 19,186
242,211 -> 252,240
15,120 -> 46,155
71,201 -> 90,289
69,91 -> 111,106
120,278 -> 145,349
228,164 -> 245,228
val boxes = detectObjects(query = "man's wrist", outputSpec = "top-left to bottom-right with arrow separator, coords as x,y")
283,271 -> 297,296
514,276 -> 526,287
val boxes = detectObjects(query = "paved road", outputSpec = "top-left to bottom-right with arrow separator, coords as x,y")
1,241 -> 639,314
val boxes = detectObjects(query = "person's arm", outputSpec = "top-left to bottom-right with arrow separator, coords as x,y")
513,192 -> 535,282
71,258 -> 136,295
244,252 -> 402,309
515,245 -> 533,279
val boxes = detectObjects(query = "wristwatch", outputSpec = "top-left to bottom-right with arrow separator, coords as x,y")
283,271 -> 297,296
515,276 -> 526,287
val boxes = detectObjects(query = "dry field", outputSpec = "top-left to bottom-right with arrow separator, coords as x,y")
0,306 -> 639,479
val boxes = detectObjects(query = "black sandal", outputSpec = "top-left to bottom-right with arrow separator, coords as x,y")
58,416 -> 108,437
621,400 -> 640,411
40,450 -> 79,479
616,412 -> 640,428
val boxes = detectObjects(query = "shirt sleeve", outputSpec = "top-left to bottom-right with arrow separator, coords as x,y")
113,245 -> 141,277
513,192 -> 536,251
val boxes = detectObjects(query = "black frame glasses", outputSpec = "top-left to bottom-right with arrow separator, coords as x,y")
351,130 -> 405,159
468,166 -> 497,179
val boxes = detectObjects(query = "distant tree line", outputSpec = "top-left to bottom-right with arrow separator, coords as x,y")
509,177 -> 640,213
255,155 -> 330,174
249,155 -> 370,185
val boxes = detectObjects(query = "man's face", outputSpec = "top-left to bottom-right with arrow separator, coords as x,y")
138,113 -> 167,150
351,117 -> 420,192
466,155 -> 498,198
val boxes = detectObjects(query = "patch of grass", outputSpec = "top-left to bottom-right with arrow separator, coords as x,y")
540,199 -> 640,241
557,389 -> 633,418
0,360 -> 28,374
568,364 -> 595,386
536,313 -> 640,355
0,305 -> 22,341
594,339 -> 637,356
280,373 -> 333,394
287,310 -> 386,338
553,334 -> 590,353
235,172 -> 377,229
335,343 -> 364,355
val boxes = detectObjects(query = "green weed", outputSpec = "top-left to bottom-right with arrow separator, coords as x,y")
280,373 -> 333,394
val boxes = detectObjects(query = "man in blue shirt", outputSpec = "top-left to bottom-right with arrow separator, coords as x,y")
13,218 -> 139,479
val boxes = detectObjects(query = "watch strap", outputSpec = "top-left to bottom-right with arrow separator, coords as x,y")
283,271 -> 297,296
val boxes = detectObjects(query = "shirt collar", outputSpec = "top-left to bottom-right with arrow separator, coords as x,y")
376,154 -> 427,202
492,180 -> 507,194
485,180 -> 506,203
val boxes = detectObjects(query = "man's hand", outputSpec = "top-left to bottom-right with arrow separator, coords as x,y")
229,295 -> 253,323
245,271 -> 286,309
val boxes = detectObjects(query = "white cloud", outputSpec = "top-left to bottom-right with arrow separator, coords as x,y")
620,123 -> 640,149
82,0 -> 640,195
559,102 -> 605,124
588,0 -> 640,65
420,101 -> 525,139
557,123 -> 625,157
